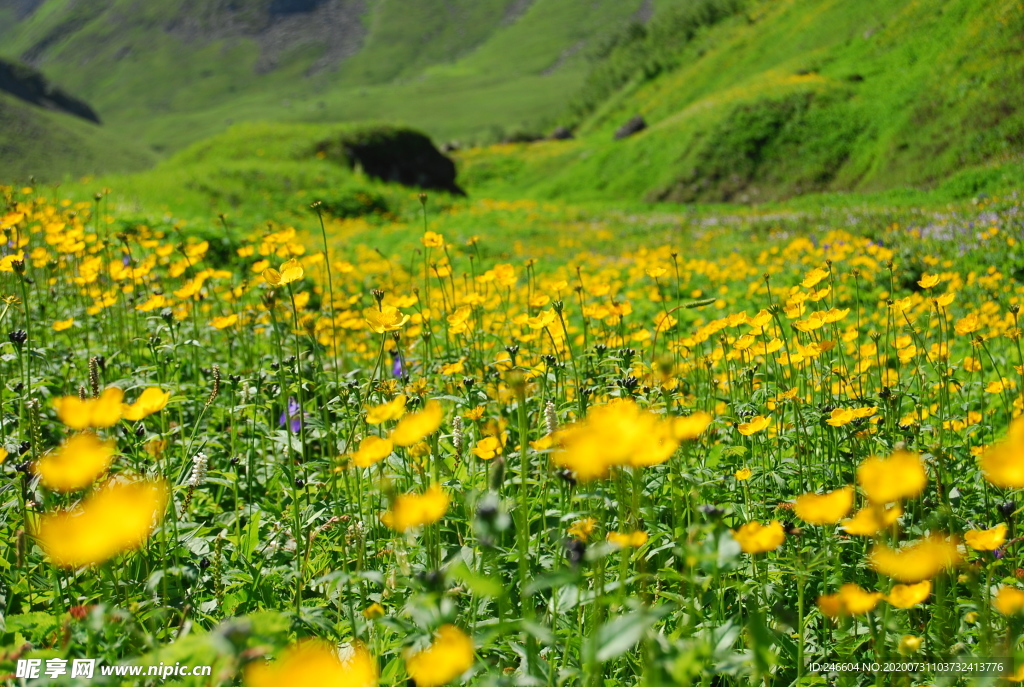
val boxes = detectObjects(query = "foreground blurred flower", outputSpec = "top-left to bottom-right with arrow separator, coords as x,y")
366,395 -> 406,425
869,535 -> 961,582
857,450 -> 926,503
964,523 -> 1007,551
818,583 -> 883,617
364,305 -> 410,334
607,530 -> 649,548
381,484 -> 448,532
794,486 -> 854,524
33,478 -> 168,568
34,433 -> 115,492
732,520 -> 785,554
246,641 -> 377,687
886,580 -> 932,609
994,586 -> 1024,615
122,387 -> 171,421
898,635 -> 923,655
54,387 -> 123,429
672,412 -> 712,440
551,399 -> 679,480
980,418 -> 1024,488
840,504 -> 902,537
390,400 -> 443,447
351,436 -> 393,468
405,625 -> 474,687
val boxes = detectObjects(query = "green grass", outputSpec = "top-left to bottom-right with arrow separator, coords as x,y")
457,0 -> 1024,203
0,91 -> 155,182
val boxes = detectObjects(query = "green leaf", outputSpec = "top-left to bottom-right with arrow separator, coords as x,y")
447,560 -> 503,598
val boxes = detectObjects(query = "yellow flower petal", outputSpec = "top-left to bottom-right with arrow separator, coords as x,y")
34,433 -> 116,492
33,478 -> 168,568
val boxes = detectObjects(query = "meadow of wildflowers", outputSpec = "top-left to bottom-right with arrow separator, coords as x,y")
1,182 -> 1024,686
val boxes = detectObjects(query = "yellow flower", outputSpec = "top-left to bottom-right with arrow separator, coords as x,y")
53,387 -> 124,429
886,580 -> 932,609
34,433 -> 116,492
954,312 -> 980,336
421,231 -> 445,248
840,504 -> 902,537
980,418 -> 1024,488
366,395 -> 407,425
405,625 -> 474,687
381,484 -> 448,532
471,436 -> 502,460
33,478 -> 168,568
994,586 -> 1024,615
245,641 -> 377,687
869,535 -> 961,582
390,400 -> 443,447
898,635 -> 923,654
362,603 -> 385,619
568,517 -> 596,542
364,305 -> 410,334
857,450 -> 926,503
734,467 -> 752,481
794,486 -> 854,525
802,267 -> 828,289
0,447 -> 7,464
825,408 -> 855,427
122,387 -> 171,422
351,436 -> 393,468
262,258 -> 304,287
841,584 -> 882,614
737,415 -> 771,436
551,400 -> 679,480
607,530 -> 649,548
52,318 -> 73,331
210,313 -> 239,329
439,360 -> 465,376
672,412 -> 712,440
732,520 -> 785,554
917,273 -> 940,289
964,523 -> 1007,551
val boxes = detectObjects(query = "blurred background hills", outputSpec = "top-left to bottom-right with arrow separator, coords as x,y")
1,0 -> 1023,202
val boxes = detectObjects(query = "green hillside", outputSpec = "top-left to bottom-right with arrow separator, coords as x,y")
0,0 -> 658,154
0,90 -> 155,182
457,0 -> 1024,202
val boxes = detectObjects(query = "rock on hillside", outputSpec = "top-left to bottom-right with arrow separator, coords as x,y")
316,126 -> 465,195
0,57 -> 100,123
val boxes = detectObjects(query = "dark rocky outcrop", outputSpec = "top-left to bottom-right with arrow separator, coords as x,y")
317,126 -> 465,196
614,115 -> 646,140
0,58 -> 100,123
548,126 -> 574,140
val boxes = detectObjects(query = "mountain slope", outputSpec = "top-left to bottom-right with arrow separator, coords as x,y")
0,91 -> 155,182
0,0 -> 658,153
458,0 -> 1024,202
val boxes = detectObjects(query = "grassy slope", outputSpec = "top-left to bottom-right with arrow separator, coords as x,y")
457,0 -> 1024,203
0,91 -> 155,182
0,0 -> 651,154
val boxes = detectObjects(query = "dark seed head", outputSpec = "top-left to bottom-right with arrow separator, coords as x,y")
564,538 -> 586,567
